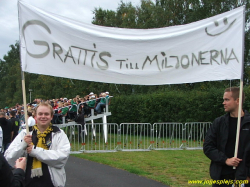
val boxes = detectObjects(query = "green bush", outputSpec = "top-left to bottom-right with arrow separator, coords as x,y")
108,86 -> 250,124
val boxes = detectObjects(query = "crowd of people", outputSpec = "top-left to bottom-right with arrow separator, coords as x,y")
51,91 -> 110,124
0,91 -> 111,152
0,91 -> 111,125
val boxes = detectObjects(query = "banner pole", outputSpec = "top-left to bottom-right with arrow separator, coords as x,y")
21,71 -> 29,135
233,80 -> 243,169
18,0 -> 29,135
233,5 -> 245,169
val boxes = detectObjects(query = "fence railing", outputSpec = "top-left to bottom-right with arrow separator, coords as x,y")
118,123 -> 152,151
55,122 -> 211,153
152,123 -> 184,150
55,122 -> 119,153
181,122 -> 211,150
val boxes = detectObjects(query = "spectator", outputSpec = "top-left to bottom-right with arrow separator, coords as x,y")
0,112 -> 12,154
61,103 -> 69,117
69,98 -> 77,120
81,97 -> 90,117
9,111 -> 20,141
57,102 -> 63,114
75,95 -> 80,103
22,112 -> 36,129
28,112 -> 36,127
19,110 -> 25,126
53,101 -> 59,110
63,98 -> 68,103
87,95 -> 97,115
76,108 -> 85,142
4,108 -> 9,117
95,93 -> 107,114
16,110 -> 21,120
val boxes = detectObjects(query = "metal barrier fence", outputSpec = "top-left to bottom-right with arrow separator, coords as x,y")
181,122 -> 212,150
55,122 -> 119,153
55,122 -> 211,153
83,123 -> 119,153
152,123 -> 184,150
118,123 -> 152,151
54,123 -> 83,154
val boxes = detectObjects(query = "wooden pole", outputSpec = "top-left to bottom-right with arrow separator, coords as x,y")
233,5 -> 245,169
21,71 -> 29,135
233,80 -> 243,169
18,1 -> 29,135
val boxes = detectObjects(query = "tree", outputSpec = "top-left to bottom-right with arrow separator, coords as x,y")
0,42 -> 22,107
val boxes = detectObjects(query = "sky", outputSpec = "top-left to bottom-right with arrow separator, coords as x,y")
0,0 -> 142,60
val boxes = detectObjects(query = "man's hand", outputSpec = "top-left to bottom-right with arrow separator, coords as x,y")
24,135 -> 32,144
246,176 -> 250,183
26,143 -> 33,154
15,157 -> 26,171
225,157 -> 242,167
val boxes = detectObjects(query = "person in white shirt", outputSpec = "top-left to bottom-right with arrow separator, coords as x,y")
22,112 -> 36,128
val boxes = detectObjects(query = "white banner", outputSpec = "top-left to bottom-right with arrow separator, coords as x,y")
18,1 -> 244,85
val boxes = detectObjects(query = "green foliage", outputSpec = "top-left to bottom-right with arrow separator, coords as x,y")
0,42 -> 22,107
108,86 -> 250,124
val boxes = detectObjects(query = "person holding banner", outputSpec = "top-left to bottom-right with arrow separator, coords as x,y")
4,103 -> 70,187
203,87 -> 250,186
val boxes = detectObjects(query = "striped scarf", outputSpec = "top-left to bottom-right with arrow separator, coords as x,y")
31,124 -> 53,178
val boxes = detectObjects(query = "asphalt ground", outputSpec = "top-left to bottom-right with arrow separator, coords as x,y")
65,155 -> 170,187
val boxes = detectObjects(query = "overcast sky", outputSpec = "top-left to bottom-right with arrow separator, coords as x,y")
0,0 -> 141,60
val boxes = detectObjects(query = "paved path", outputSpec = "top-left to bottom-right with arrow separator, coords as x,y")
65,155 -> 169,187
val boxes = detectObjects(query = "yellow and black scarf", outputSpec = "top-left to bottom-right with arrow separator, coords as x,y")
31,124 -> 53,178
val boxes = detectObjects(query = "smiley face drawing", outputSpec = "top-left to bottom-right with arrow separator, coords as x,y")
205,17 -> 236,36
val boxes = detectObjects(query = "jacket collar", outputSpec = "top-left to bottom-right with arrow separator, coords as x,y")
30,125 -> 61,133
225,110 -> 250,128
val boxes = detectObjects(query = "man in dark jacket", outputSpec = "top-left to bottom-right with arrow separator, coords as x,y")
76,108 -> 85,142
0,112 -> 12,154
9,110 -> 20,141
203,87 -> 250,186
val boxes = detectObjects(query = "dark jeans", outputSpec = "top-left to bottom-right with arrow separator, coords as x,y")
95,103 -> 105,113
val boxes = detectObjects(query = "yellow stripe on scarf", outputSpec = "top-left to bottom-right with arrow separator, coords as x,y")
31,124 -> 53,178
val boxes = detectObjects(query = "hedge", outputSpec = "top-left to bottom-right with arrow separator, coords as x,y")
107,86 -> 250,124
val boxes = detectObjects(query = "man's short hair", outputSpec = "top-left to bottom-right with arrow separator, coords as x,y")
35,102 -> 54,116
0,112 -> 5,117
224,87 -> 245,103
27,112 -> 33,117
10,110 -> 16,117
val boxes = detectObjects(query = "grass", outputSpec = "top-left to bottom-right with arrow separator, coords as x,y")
71,150 -> 211,187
